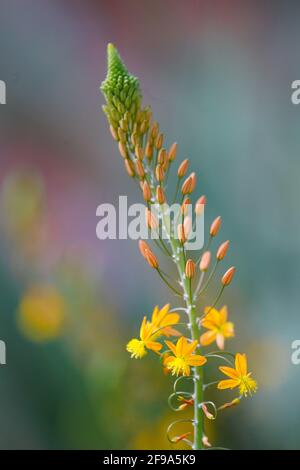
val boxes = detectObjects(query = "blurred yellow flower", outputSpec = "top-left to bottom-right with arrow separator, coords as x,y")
200,306 -> 234,350
218,353 -> 257,397
18,286 -> 65,342
164,337 -> 206,376
126,304 -> 180,359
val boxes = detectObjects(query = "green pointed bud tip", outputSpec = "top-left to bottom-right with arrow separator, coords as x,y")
100,43 -> 141,115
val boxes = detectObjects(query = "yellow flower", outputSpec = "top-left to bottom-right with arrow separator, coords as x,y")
127,316 -> 163,359
150,304 -> 180,337
164,337 -> 207,376
126,304 -> 180,359
200,306 -> 234,350
18,285 -> 65,342
218,353 -> 257,397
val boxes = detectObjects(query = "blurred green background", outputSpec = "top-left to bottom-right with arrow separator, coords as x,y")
0,0 -> 300,449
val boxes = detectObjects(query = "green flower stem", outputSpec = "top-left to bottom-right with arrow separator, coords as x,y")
160,207 -> 203,450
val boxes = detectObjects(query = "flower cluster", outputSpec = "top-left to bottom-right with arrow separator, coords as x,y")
101,44 -> 257,450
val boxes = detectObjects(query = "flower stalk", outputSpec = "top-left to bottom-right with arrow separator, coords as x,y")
101,43 -> 257,450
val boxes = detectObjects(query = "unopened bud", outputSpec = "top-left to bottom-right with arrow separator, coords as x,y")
118,141 -> 128,159
200,251 -> 211,272
118,127 -> 126,142
150,121 -> 159,140
181,172 -> 196,195
131,132 -> 138,147
177,224 -> 186,244
195,195 -> 206,216
142,181 -> 151,201
221,266 -> 236,286
155,164 -> 165,182
155,133 -> 163,150
138,240 -> 149,258
145,141 -> 153,160
177,158 -> 189,178
156,186 -> 166,204
135,160 -> 145,179
135,145 -> 144,160
158,148 -> 167,165
185,259 -> 196,279
124,159 -> 135,177
168,142 -> 177,161
109,125 -> 119,141
145,208 -> 159,230
119,119 -> 128,132
216,240 -> 230,261
145,249 -> 159,269
183,216 -> 192,239
210,216 -> 221,237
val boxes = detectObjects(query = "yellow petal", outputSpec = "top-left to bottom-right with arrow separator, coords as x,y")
151,306 -> 159,323
159,313 -> 180,327
216,333 -> 224,350
235,353 -> 247,376
187,355 -> 207,366
217,379 -> 240,390
139,316 -> 147,340
219,305 -> 228,323
184,339 -> 198,356
146,341 -> 162,352
175,336 -> 186,356
165,340 -> 177,355
200,330 -> 217,346
219,365 -> 239,379
223,322 -> 234,338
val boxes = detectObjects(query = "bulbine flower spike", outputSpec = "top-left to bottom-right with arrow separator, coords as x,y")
101,44 -> 257,450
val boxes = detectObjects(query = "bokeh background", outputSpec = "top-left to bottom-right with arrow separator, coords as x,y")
0,0 -> 300,449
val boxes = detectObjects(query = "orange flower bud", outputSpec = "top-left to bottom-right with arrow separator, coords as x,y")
221,266 -> 236,286
150,121 -> 159,139
195,195 -> 206,216
177,224 -> 186,243
131,132 -> 138,147
142,181 -> 151,202
109,125 -> 118,141
155,133 -> 164,150
140,119 -> 148,134
158,148 -> 167,165
135,160 -> 145,179
156,186 -> 165,204
145,141 -> 153,160
177,158 -> 189,178
181,172 -> 196,195
119,119 -> 128,132
200,251 -> 211,272
135,145 -> 144,160
183,216 -> 192,239
118,127 -> 126,142
145,208 -> 158,230
155,164 -> 165,182
185,259 -> 196,279
124,159 -> 135,177
145,249 -> 159,269
210,216 -> 221,237
216,240 -> 230,260
138,240 -> 150,258
118,141 -> 128,159
168,142 -> 177,161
